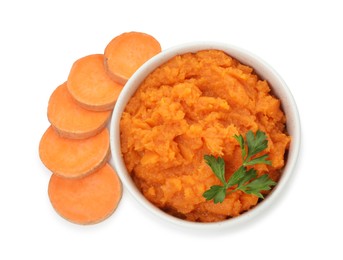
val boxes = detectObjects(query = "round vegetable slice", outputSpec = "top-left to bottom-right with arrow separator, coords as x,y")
104,31 -> 161,84
67,54 -> 123,111
48,163 -> 122,225
39,126 -> 110,178
47,82 -> 111,139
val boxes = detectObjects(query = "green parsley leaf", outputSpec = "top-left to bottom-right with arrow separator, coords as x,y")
202,130 -> 276,203
244,154 -> 271,166
203,185 -> 227,204
236,168 -> 257,187
204,155 -> 226,185
246,130 -> 269,160
243,174 -> 276,199
226,166 -> 248,187
233,134 -> 246,160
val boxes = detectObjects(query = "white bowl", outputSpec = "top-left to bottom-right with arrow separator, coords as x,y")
109,42 -> 301,230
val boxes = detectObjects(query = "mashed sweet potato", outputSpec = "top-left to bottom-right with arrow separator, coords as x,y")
120,50 -> 290,222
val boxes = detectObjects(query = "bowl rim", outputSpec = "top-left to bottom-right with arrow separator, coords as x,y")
109,41 -> 301,230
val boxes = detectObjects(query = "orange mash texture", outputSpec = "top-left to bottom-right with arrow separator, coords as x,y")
120,50 -> 290,222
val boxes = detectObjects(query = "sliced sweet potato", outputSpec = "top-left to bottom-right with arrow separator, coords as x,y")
48,163 -> 122,225
39,126 -> 110,178
47,82 -> 111,139
67,54 -> 124,111
104,31 -> 161,84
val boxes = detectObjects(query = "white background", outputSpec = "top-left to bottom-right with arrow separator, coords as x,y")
1,0 -> 342,259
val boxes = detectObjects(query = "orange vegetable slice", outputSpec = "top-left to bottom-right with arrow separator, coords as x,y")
67,54 -> 124,111
104,31 -> 161,84
47,82 -> 111,139
48,163 -> 122,225
39,126 -> 110,178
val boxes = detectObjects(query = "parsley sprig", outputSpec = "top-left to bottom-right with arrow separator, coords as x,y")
203,130 -> 276,204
